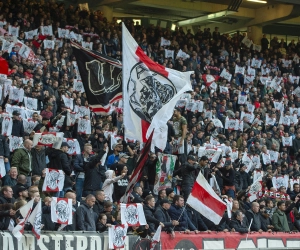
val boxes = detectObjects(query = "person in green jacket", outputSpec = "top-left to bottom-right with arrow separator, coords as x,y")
11,139 -> 33,186
272,197 -> 299,232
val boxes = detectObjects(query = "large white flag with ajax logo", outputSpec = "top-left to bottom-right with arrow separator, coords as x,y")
122,23 -> 193,150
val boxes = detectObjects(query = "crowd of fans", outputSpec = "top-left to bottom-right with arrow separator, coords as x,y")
0,0 -> 299,238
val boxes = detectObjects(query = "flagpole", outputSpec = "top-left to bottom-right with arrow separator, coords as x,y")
246,218 -> 253,242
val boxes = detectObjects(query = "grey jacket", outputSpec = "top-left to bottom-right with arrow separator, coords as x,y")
76,202 -> 97,231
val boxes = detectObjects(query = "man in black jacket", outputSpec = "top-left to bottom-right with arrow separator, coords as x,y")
245,202 -> 268,232
93,190 -> 105,215
0,134 -> 10,173
143,195 -> 164,235
154,199 -> 177,238
47,142 -> 72,194
11,110 -> 24,137
180,155 -> 198,201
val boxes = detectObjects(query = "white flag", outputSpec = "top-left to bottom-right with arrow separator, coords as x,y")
23,97 -> 38,110
43,39 -> 55,49
160,37 -> 171,46
12,199 -> 34,241
63,138 -> 81,155
24,29 -> 38,40
2,117 -> 12,136
62,95 -> 74,110
235,65 -> 245,75
150,225 -> 162,250
120,203 -> 147,227
32,132 -> 64,149
9,136 -> 23,152
122,23 -> 193,150
77,118 -> 91,134
42,168 -> 65,192
165,49 -> 174,59
58,28 -> 70,38
8,25 -> 19,37
81,41 -> 93,50
73,80 -> 84,93
67,111 -> 77,126
108,224 -> 128,249
28,200 -> 42,239
51,197 -> 73,225
40,25 -> 53,36
9,87 -> 24,102
0,158 -> 5,178
220,68 -> 232,82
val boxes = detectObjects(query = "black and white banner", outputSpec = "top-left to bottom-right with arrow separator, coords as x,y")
71,42 -> 122,114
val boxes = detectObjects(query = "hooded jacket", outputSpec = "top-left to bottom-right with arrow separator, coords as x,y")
272,208 -> 291,232
102,170 -> 123,202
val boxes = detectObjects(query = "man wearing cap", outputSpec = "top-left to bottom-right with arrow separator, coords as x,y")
178,155 -> 199,201
11,110 -> 24,137
15,185 -> 28,202
154,199 -> 177,237
166,188 -> 175,203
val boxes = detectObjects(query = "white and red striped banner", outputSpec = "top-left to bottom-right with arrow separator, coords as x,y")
187,171 -> 226,225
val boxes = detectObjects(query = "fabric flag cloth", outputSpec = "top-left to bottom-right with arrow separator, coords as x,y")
32,132 -> 64,149
40,25 -> 53,36
120,203 -> 147,227
108,224 -> 128,249
42,168 -> 65,192
23,97 -> 38,110
51,197 -> 73,225
63,138 -> 81,155
150,225 -> 162,250
71,41 -> 122,114
28,200 -> 42,239
272,175 -> 289,190
43,40 -> 55,49
73,79 -> 84,93
62,95 -> 74,110
153,153 -> 176,195
67,111 -> 77,126
9,86 -> 24,102
2,117 -> 12,136
186,171 -> 227,225
9,136 -> 23,152
120,131 -> 153,203
12,199 -> 34,241
248,176 -> 263,202
0,158 -> 5,178
122,23 -> 193,150
76,105 -> 90,118
77,118 -> 91,134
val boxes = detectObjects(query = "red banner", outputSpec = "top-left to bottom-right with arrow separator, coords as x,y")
160,232 -> 300,249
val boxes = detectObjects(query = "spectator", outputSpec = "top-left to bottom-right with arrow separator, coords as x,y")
272,199 -> 297,232
229,210 -> 249,233
96,213 -> 112,233
245,202 -> 267,232
76,194 -> 97,231
2,167 -> 18,187
102,170 -> 125,202
0,186 -> 15,205
154,198 -> 176,236
11,139 -> 33,186
31,145 -> 46,176
11,111 -> 24,137
106,143 -> 123,169
93,190 -> 105,215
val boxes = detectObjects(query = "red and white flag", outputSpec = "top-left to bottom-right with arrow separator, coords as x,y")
63,138 -> 81,155
51,197 -> 73,225
150,225 -> 162,250
32,132 -> 64,149
120,203 -> 147,227
187,171 -> 226,225
23,118 -> 38,134
122,23 -> 192,149
12,199 -> 34,241
120,131 -> 153,203
108,224 -> 128,249
67,111 -> 78,126
42,168 -> 65,192
28,200 -> 42,239
2,116 -> 12,136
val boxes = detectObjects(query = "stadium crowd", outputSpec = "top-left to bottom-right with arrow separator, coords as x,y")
0,0 -> 299,238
